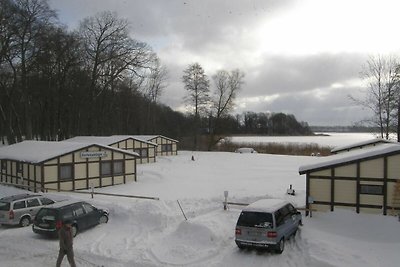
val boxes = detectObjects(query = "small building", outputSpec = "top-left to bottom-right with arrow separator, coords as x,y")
64,136 -> 157,164
0,141 -> 139,192
331,138 -> 393,154
299,143 -> 400,215
127,135 -> 179,156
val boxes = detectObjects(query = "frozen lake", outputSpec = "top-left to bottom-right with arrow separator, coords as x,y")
229,132 -> 379,148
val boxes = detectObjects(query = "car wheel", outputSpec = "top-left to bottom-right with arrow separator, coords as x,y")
275,238 -> 285,254
19,216 -> 31,227
71,225 -> 78,237
99,215 -> 108,224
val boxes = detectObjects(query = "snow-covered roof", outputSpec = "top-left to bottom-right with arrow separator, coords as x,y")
64,136 -> 157,146
243,199 -> 289,213
299,143 -> 400,174
0,141 -> 139,164
119,135 -> 179,143
331,138 -> 394,153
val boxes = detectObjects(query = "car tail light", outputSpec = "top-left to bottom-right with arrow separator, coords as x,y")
235,228 -> 241,235
56,220 -> 63,230
267,231 -> 277,238
9,210 -> 14,220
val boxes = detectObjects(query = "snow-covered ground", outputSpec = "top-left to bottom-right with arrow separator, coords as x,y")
1,150 -> 400,267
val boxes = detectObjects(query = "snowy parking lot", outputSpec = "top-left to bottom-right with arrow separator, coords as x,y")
1,151 -> 400,267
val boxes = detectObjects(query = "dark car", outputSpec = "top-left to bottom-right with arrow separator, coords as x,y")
32,200 -> 108,237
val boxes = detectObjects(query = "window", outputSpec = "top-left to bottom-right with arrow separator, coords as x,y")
1,160 -> 6,170
113,161 -> 124,175
39,197 -> 54,205
74,205 -> 85,216
60,164 -> 73,180
16,162 -> 23,173
27,198 -> 40,207
100,161 -> 124,176
236,211 -> 273,228
13,201 -> 26,210
82,203 -> 94,213
134,148 -> 148,157
360,185 -> 383,195
61,208 -> 74,220
161,144 -> 172,152
100,162 -> 112,176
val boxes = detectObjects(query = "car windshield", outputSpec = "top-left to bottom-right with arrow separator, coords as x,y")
0,201 -> 10,211
36,208 -> 57,221
237,211 -> 273,228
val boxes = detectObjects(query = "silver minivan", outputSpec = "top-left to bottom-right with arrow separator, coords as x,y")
0,194 -> 55,227
235,198 -> 302,253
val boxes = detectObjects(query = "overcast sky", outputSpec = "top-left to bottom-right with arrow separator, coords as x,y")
49,0 -> 400,126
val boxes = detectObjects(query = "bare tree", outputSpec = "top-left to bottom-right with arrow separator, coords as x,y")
208,69 -> 244,149
145,56 -> 168,103
182,62 -> 210,150
352,55 -> 398,139
182,62 -> 210,118
78,11 -> 153,134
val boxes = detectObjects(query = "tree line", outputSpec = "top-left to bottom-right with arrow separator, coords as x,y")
0,0 -> 189,144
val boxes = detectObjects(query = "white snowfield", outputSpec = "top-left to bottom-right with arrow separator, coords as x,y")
1,150 -> 400,267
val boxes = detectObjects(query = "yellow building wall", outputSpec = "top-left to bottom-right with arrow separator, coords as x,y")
311,169 -> 330,177
387,154 -> 400,179
60,154 -> 73,164
360,158 -> 384,178
114,176 -> 124,184
334,180 -> 356,203
309,179 -> 331,202
75,164 -> 86,179
102,177 -> 112,186
360,194 -> 383,206
44,166 -> 58,182
60,181 -> 73,191
360,207 -> 382,214
335,164 -> 357,177
89,163 -> 99,178
75,180 -> 87,189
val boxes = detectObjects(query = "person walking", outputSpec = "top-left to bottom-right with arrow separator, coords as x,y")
56,219 -> 76,267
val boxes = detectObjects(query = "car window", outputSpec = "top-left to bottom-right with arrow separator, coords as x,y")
237,211 -> 273,228
36,208 -> 57,221
0,201 -> 10,211
74,205 -> 85,216
27,198 -> 40,207
61,207 -> 74,220
275,210 -> 285,227
82,203 -> 94,213
13,200 -> 26,210
39,197 -> 54,205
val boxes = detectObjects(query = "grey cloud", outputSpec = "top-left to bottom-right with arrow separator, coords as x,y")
245,53 -> 367,97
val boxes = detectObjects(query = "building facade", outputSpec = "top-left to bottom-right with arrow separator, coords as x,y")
0,141 -> 139,192
299,144 -> 400,215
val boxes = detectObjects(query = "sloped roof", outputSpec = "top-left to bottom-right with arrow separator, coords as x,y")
299,143 -> 400,174
64,136 -> 157,146
331,138 -> 394,153
120,135 -> 179,143
0,141 -> 139,164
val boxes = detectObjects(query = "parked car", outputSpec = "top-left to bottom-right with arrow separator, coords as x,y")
32,200 -> 109,237
235,198 -> 302,253
235,147 -> 257,154
0,193 -> 55,227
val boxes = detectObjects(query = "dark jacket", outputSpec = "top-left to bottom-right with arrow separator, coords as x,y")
58,225 -> 73,251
